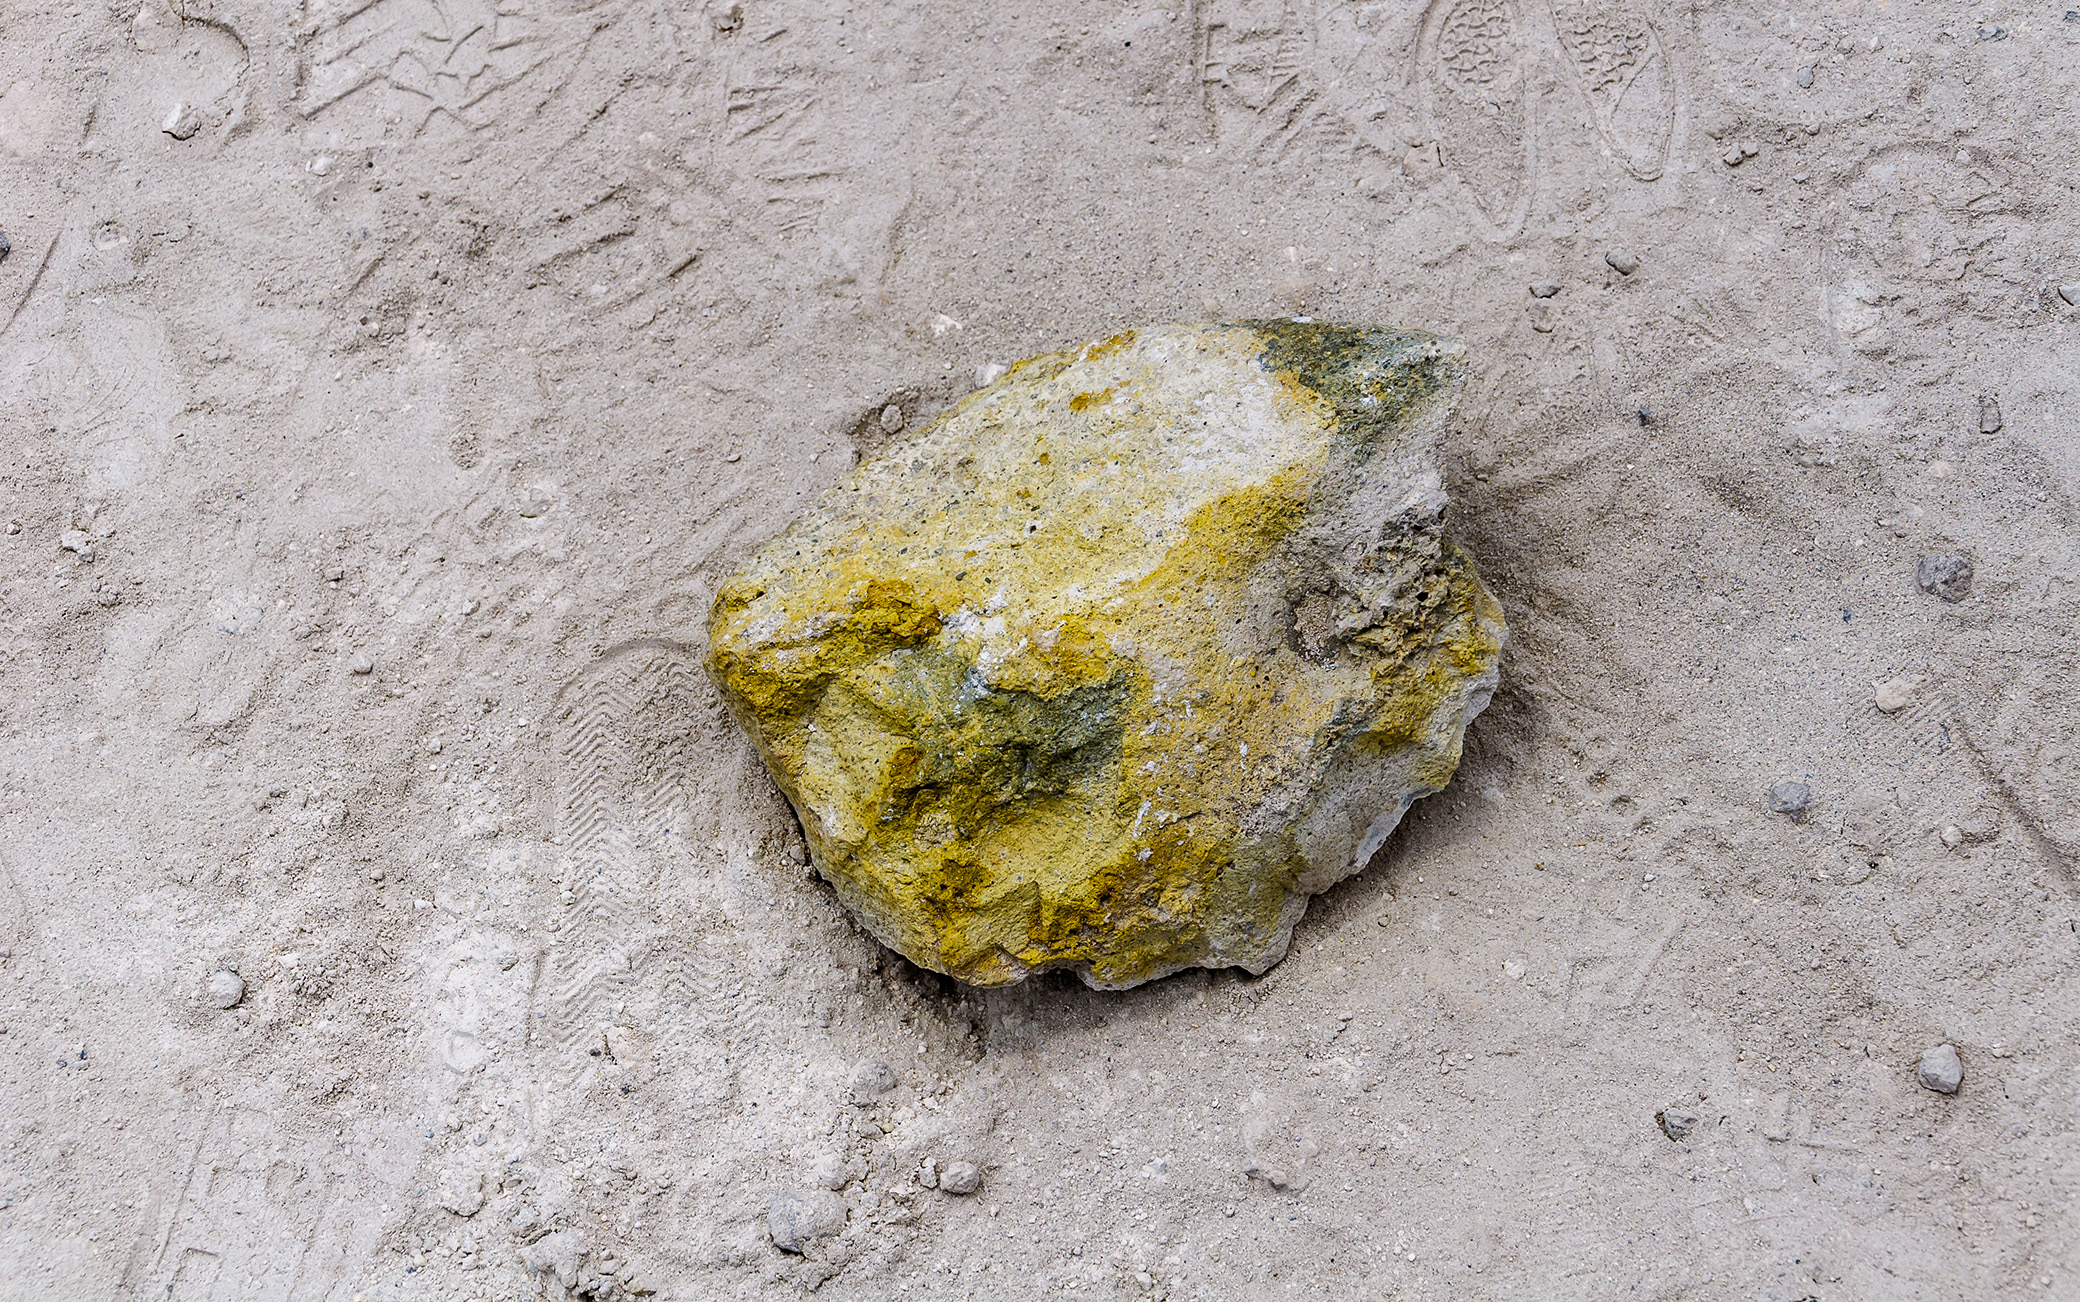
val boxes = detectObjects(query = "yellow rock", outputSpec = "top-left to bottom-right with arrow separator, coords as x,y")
708,322 -> 1505,988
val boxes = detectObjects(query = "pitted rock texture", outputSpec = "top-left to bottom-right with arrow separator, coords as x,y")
707,321 -> 1505,988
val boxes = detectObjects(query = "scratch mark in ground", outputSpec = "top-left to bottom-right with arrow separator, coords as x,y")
0,232 -> 58,339
1618,914 -> 1681,1007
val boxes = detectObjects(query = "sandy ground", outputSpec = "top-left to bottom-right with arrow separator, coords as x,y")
3,0 -> 2079,1297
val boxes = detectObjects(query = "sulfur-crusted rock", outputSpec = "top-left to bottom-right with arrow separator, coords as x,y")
707,321 -> 1505,988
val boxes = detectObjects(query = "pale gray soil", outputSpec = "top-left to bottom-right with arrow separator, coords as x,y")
2,0 -> 2078,1298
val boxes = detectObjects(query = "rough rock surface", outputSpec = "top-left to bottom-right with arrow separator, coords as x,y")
766,1189 -> 847,1254
708,321 -> 1504,988
1919,1043 -> 1965,1094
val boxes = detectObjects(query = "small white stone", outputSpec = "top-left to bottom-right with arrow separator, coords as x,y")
767,1189 -> 846,1252
807,1153 -> 848,1192
207,969 -> 245,1009
938,1160 -> 982,1195
848,1059 -> 896,1101
1873,673 -> 1923,713
163,103 -> 201,140
349,652 -> 375,675
437,1168 -> 485,1217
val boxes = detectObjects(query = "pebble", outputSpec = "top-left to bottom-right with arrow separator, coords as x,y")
974,362 -> 1008,388
1915,554 -> 1973,602
1797,66 -> 1815,88
1767,780 -> 1811,821
1527,280 -> 1562,299
207,968 -> 245,1009
437,1168 -> 486,1217
1978,395 -> 2003,433
59,529 -> 91,555
349,652 -> 375,675
1605,249 -> 1640,276
162,103 -> 202,140
807,1153 -> 847,1192
1656,1108 -> 1699,1140
848,1058 -> 896,1100
1873,673 -> 1923,714
1918,1043 -> 1963,1094
1977,23 -> 2007,40
2060,285 -> 2080,307
937,1160 -> 982,1195
766,1189 -> 846,1253
0,229 -> 10,264
879,404 -> 905,434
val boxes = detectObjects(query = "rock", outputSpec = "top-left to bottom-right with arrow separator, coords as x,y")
1916,554 -> 1973,602
766,1189 -> 846,1253
938,1160 -> 982,1195
162,103 -> 202,140
206,968 -> 245,1009
0,229 -> 10,264
1767,780 -> 1811,822
1605,249 -> 1640,276
58,529 -> 91,556
974,362 -> 1009,388
1797,66 -> 1815,88
1978,395 -> 2003,434
2060,285 -> 2080,308
1873,673 -> 1923,713
848,1059 -> 897,1100
706,322 -> 1505,988
1527,280 -> 1561,298
349,652 -> 375,675
880,404 -> 905,434
437,1168 -> 486,1217
1918,1043 -> 1963,1094
806,1153 -> 849,1192
520,1230 -> 587,1287
1656,1108 -> 1699,1140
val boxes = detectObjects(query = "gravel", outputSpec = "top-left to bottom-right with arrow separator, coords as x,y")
1656,1108 -> 1700,1140
938,1160 -> 982,1195
1605,249 -> 1640,276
